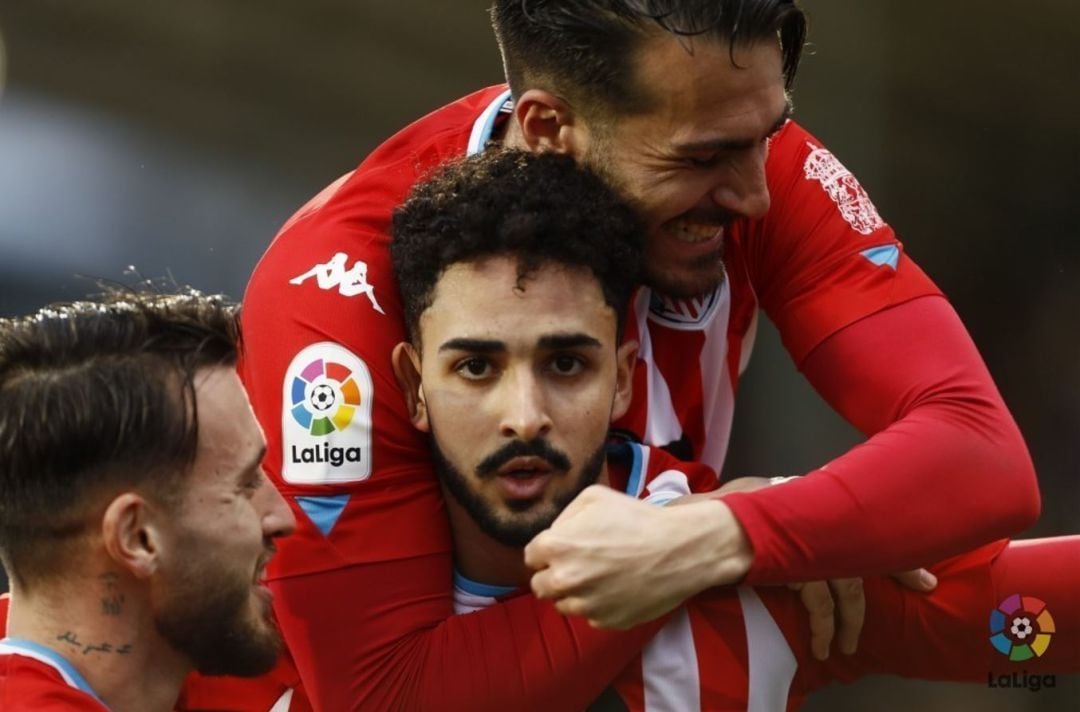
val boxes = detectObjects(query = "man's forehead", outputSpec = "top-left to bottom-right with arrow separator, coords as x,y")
420,258 -> 616,343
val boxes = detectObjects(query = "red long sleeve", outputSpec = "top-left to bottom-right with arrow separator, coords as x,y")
724,295 -> 1040,584
271,554 -> 662,712
791,536 -> 1080,693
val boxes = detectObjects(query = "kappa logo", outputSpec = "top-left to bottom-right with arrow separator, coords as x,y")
648,285 -> 723,329
290,252 -> 385,314
282,343 -> 373,484
803,142 -> 885,235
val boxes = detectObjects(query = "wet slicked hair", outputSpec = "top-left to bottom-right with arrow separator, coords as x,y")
0,288 -> 240,589
491,0 -> 806,116
391,149 -> 644,343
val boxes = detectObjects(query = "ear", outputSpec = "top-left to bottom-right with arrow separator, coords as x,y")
101,493 -> 163,580
513,89 -> 589,157
611,339 -> 639,422
391,341 -> 430,432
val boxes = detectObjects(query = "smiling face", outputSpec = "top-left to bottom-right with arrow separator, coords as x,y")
152,367 -> 296,676
402,257 -> 635,547
579,35 -> 789,297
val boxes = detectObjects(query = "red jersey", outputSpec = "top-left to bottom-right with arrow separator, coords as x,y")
240,85 -> 1038,708
0,638 -> 109,711
455,445 -> 1079,711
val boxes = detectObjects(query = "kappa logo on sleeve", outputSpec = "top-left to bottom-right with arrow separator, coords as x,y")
282,343 -> 373,484
803,142 -> 885,235
290,252 -> 385,314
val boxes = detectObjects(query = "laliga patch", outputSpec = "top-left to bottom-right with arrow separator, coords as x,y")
282,342 -> 373,484
803,141 -> 885,235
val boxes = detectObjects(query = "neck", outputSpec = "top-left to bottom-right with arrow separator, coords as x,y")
7,569 -> 189,712
445,464 -> 610,587
444,493 -> 531,588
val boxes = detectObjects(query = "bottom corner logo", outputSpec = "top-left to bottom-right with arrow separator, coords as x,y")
989,594 -> 1055,661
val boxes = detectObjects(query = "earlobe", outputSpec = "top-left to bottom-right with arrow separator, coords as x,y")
611,340 -> 639,422
514,89 -> 586,156
101,493 -> 159,579
391,342 -> 430,431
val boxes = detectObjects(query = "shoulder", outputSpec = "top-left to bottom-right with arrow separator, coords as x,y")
607,443 -> 718,502
0,652 -> 107,711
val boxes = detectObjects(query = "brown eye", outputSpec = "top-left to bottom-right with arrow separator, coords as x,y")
550,355 -> 584,376
456,357 -> 493,380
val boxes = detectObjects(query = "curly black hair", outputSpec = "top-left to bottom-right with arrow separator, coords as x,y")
391,149 -> 644,343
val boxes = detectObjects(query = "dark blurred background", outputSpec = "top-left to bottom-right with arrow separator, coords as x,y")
0,1 -> 1076,709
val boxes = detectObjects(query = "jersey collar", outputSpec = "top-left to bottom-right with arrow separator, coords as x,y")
0,637 -> 107,706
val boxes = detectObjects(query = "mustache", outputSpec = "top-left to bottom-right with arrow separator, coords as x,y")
475,439 -> 572,477
255,545 -> 277,575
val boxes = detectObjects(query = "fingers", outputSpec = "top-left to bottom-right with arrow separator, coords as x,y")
892,567 -> 938,592
830,577 -> 865,656
799,581 -> 836,661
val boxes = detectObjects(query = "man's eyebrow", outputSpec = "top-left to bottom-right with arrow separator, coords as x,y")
671,100 -> 793,154
537,333 -> 604,351
438,338 -> 506,354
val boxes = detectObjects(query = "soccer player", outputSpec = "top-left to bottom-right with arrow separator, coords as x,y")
239,2 -> 1038,708
391,148 -> 1079,711
0,291 -> 296,711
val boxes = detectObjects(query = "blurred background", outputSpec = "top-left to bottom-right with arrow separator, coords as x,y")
0,1 -> 1076,708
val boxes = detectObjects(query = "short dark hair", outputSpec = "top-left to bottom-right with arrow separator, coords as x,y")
0,288 -> 240,589
391,149 -> 644,342
490,0 -> 806,115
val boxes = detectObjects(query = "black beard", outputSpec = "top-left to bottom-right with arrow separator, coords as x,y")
154,546 -> 281,677
430,427 -> 606,548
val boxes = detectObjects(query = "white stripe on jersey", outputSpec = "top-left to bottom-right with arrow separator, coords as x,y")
696,279 -> 735,474
632,289 -> 685,449
642,607 -> 702,712
738,587 -> 798,712
641,469 -> 691,507
269,688 -> 295,712
467,89 -> 513,156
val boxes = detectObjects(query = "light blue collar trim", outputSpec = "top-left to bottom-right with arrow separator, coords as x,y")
0,637 -> 106,705
466,89 -> 513,156
453,570 -> 517,598
624,442 -> 646,497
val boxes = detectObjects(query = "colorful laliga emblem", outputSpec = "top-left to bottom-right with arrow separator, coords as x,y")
290,358 -> 362,436
989,594 -> 1055,661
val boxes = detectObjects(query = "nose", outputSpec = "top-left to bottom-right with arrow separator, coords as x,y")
710,146 -> 771,219
498,368 -> 553,441
255,471 -> 297,539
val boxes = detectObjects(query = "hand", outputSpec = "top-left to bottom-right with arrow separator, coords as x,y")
525,485 -> 752,629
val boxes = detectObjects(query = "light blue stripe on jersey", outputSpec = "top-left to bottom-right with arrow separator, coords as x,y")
453,571 -> 517,598
295,494 -> 350,536
624,442 -> 646,498
0,637 -> 106,705
467,89 -> 513,156
860,244 -> 900,270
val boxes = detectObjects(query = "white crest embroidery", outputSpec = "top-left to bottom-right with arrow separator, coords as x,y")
803,142 -> 885,235
290,252 -> 385,314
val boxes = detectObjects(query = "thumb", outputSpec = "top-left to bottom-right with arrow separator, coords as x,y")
891,568 -> 937,592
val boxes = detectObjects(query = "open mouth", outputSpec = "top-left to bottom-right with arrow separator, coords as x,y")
496,457 -> 556,500
669,218 -> 725,245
